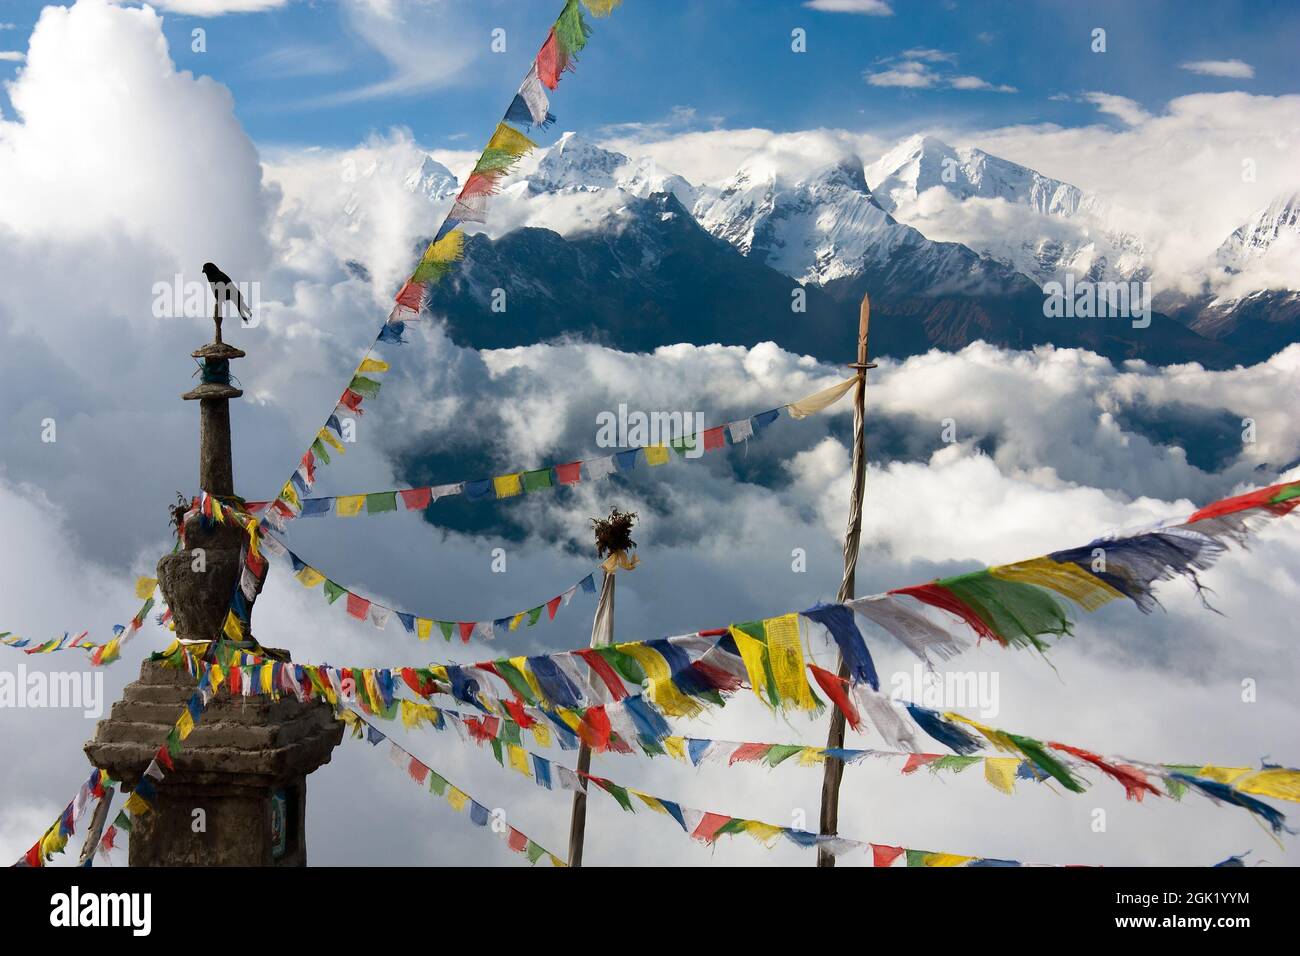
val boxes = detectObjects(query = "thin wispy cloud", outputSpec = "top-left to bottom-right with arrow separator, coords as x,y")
245,43 -> 350,79
0,51 -> 25,62
1180,58 -> 1255,79
143,0 -> 293,13
865,50 -> 1016,93
803,0 -> 894,14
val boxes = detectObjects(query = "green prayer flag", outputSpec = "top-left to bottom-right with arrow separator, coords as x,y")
437,620 -> 454,642
714,817 -> 748,839
311,438 -> 331,465
365,492 -> 397,514
594,646 -> 645,684
670,434 -> 697,456
525,840 -> 546,864
348,375 -> 382,399
500,721 -> 522,747
323,580 -> 346,604
597,779 -> 634,812
931,755 -> 980,774
526,606 -> 543,627
521,468 -> 553,493
428,772 -> 447,796
490,738 -> 504,765
906,849 -> 929,867
764,744 -> 804,767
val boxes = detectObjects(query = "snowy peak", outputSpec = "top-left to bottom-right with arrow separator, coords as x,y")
865,133 -> 1149,286
402,154 -> 459,202
1215,191 -> 1300,272
693,155 -> 912,285
865,133 -> 1095,217
527,132 -> 628,193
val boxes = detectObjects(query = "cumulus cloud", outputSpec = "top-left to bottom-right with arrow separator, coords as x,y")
1081,91 -> 1152,126
1180,58 -> 1255,79
866,50 -> 1015,93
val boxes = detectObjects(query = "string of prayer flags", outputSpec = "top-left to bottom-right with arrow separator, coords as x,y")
13,769 -> 112,867
340,708 -> 565,866
264,529 -> 598,642
6,579 -> 169,664
158,639 -> 1298,835
247,377 -> 860,517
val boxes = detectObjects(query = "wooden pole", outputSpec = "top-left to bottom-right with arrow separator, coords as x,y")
77,784 -> 114,867
567,568 -> 616,867
816,292 -> 871,867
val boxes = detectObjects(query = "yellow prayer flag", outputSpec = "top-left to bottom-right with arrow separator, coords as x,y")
989,556 -> 1124,612
728,626 -> 773,708
507,744 -> 531,777
416,618 -> 433,641
222,610 -> 244,642
945,712 -> 1016,752
509,612 -> 526,632
662,736 -> 687,761
1236,768 -> 1300,802
923,853 -> 973,867
135,576 -> 158,599
620,643 -> 703,717
260,663 -> 275,695
798,748 -> 826,766
486,122 -> 537,156
493,474 -> 523,499
209,664 -> 225,692
279,482 -> 300,510
764,613 -> 818,711
984,757 -> 1019,795
507,656 -> 545,702
318,428 -> 345,453
530,722 -> 551,749
644,445 -> 670,466
296,566 -> 326,588
123,793 -> 152,817
336,495 -> 365,517
741,820 -> 785,846
176,710 -> 195,740
1196,765 -> 1252,786
357,357 -> 389,374
446,788 -> 469,812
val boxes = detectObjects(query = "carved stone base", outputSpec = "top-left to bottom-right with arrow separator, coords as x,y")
84,659 -> 343,867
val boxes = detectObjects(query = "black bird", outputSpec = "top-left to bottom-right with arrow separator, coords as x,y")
202,262 -> 252,343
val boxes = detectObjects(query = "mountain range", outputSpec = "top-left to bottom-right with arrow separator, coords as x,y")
383,132 -> 1300,367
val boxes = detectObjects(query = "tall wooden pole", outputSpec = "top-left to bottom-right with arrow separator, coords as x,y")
77,784 -> 114,867
816,292 -> 872,867
567,568 -> 616,867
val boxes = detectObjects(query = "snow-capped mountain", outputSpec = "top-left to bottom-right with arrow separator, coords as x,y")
525,132 -> 696,206
402,154 -> 460,203
864,134 -> 1149,287
1214,191 -> 1300,274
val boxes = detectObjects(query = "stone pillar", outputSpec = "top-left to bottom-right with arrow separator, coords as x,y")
84,335 -> 342,866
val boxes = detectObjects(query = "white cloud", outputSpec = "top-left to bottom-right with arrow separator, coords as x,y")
803,0 -> 893,14
866,52 -> 1015,93
1181,58 -> 1255,79
117,0 -> 291,13
1082,91 -> 1152,126
0,51 -> 23,62
866,60 -> 937,89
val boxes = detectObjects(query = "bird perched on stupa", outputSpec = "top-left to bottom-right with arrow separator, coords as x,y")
202,262 -> 252,344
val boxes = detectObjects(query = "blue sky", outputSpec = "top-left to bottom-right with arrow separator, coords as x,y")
2,0 -> 1295,151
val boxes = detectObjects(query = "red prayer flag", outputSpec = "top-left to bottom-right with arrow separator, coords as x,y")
555,461 -> 582,484
339,388 -> 365,413
399,487 -> 432,511
502,697 -> 536,729
395,280 -> 423,310
901,753 -> 939,775
25,842 -> 42,867
407,757 -> 429,786
457,622 -> 475,643
535,30 -> 561,89
1189,481 -> 1298,522
346,592 -> 369,620
871,843 -> 905,867
546,596 -> 562,620
690,812 -> 732,844
507,828 -> 529,853
809,663 -> 862,731
728,743 -> 770,765
575,648 -> 628,701
155,745 -> 174,771
703,427 -> 726,451
576,705 -> 611,751
891,583 -> 1003,645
